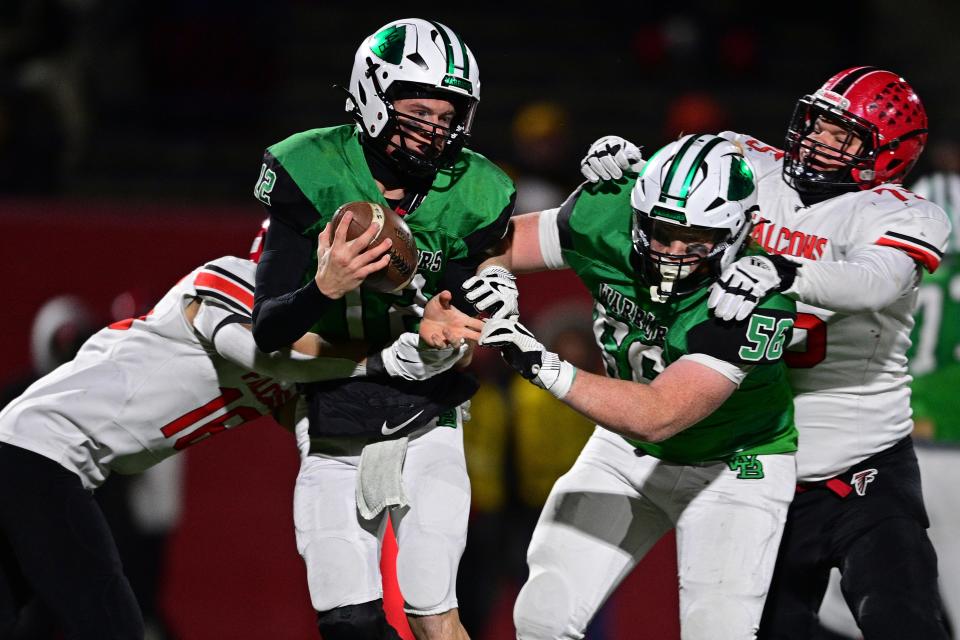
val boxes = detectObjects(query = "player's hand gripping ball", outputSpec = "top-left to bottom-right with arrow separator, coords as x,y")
331,201 -> 419,293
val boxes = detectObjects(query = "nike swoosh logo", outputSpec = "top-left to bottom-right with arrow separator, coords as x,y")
381,410 -> 425,436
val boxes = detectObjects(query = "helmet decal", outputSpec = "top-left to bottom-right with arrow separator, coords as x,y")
728,155 -> 755,200
370,24 -> 406,64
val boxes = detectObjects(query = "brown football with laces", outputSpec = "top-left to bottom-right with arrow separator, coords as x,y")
330,201 -> 419,293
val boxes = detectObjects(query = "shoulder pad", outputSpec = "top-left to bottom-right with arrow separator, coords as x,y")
857,187 -> 951,272
193,257 -> 257,316
718,131 -> 783,181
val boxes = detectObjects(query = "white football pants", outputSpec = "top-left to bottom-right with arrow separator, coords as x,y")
293,416 -> 470,617
514,426 -> 795,640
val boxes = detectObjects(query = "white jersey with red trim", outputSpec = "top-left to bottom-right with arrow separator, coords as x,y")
721,131 -> 951,480
0,256 -> 295,489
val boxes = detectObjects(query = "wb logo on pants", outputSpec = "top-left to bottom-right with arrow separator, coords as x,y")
728,454 -> 765,479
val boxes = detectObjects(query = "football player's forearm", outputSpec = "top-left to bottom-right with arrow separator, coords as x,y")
477,213 -> 550,274
215,323 -> 363,382
252,280 -> 332,352
788,245 -> 917,313
290,333 -> 370,361
561,360 -> 734,443
252,219 -> 332,352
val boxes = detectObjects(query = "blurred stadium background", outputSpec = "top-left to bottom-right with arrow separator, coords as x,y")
2,1 -> 959,638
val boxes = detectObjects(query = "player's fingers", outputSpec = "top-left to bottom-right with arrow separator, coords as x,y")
735,301 -> 755,322
473,293 -> 496,311
425,330 -> 448,349
436,290 -> 453,308
358,237 -> 392,263
462,315 -> 485,333
715,295 -> 738,322
461,275 -> 480,290
456,325 -> 483,342
348,219 -> 382,255
601,157 -> 624,180
317,222 -> 333,253
707,283 -> 723,309
356,252 -> 391,278
442,327 -> 468,346
727,300 -> 745,322
614,148 -> 630,169
587,156 -> 611,181
333,211 -> 354,246
463,286 -> 485,302
580,162 -> 600,183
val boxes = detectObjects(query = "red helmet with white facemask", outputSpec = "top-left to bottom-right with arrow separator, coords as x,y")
783,67 -> 928,198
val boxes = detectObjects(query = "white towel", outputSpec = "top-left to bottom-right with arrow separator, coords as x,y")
356,436 -> 410,520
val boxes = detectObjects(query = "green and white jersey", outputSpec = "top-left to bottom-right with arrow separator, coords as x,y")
908,172 -> 960,440
539,179 -> 798,464
256,125 -> 515,348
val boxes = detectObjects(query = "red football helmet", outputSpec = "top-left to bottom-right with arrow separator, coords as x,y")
783,66 -> 928,196
249,217 -> 270,263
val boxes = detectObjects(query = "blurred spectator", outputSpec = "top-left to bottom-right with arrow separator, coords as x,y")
0,0 -> 95,192
663,91 -> 729,143
0,294 -> 96,409
509,101 -> 576,213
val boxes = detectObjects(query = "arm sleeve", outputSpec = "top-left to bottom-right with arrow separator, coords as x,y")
195,302 -> 363,383
537,207 -> 567,269
786,244 -> 918,313
251,216 -> 333,352
251,150 -> 335,352
678,353 -> 751,386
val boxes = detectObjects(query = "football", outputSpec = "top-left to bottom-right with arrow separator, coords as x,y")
330,201 -> 419,293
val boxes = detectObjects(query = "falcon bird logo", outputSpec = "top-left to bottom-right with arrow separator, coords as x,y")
851,469 -> 878,496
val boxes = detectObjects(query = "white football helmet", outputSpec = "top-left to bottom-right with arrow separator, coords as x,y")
346,18 -> 480,177
631,133 -> 758,302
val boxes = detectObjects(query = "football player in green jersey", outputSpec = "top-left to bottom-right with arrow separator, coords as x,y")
477,134 -> 798,639
908,163 -> 960,441
250,18 -> 515,640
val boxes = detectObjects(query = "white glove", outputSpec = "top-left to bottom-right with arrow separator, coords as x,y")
708,255 -> 799,321
371,332 -> 467,381
580,135 -> 645,183
479,318 -> 576,399
462,265 -> 519,320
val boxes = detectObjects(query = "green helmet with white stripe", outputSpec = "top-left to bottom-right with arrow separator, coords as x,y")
347,18 -> 480,178
631,133 -> 758,302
